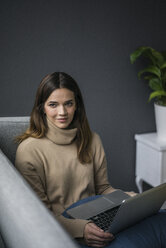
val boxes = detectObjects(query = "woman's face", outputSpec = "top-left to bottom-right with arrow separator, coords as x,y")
44,88 -> 76,129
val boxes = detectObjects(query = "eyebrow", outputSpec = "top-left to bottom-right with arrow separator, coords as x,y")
65,99 -> 74,103
48,99 -> 74,103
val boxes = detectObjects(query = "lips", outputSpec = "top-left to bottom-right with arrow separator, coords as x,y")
57,118 -> 68,123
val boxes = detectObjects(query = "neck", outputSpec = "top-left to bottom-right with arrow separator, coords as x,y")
46,118 -> 77,145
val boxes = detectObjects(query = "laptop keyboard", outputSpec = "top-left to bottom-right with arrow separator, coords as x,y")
89,206 -> 120,232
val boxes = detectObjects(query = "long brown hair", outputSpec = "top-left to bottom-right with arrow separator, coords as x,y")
17,72 -> 92,164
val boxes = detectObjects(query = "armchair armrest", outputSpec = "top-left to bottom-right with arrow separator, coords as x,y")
0,149 -> 78,248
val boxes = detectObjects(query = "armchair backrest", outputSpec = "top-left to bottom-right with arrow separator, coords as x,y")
0,116 -> 29,164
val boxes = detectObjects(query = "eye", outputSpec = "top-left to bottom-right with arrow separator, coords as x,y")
48,102 -> 58,108
65,101 -> 73,107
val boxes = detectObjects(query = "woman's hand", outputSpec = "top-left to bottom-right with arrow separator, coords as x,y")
84,222 -> 114,247
126,191 -> 137,197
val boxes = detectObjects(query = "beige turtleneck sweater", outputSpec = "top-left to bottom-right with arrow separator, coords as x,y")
15,119 -> 115,238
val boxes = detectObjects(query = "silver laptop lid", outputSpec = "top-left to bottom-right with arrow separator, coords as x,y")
109,183 -> 166,234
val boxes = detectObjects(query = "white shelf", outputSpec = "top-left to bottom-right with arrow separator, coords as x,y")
135,133 -> 166,193
135,133 -> 166,151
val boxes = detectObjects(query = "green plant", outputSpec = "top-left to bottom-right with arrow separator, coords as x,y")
130,46 -> 166,106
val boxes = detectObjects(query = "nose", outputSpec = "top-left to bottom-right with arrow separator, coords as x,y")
58,105 -> 67,115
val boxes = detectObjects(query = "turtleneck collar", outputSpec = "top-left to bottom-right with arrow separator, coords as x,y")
46,118 -> 77,145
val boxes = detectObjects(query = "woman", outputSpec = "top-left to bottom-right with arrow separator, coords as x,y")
15,72 -> 166,248
15,72 -> 115,247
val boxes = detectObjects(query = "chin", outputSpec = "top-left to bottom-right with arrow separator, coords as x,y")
56,123 -> 69,129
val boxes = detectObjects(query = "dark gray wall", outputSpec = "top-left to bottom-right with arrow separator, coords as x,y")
1,0 -> 166,191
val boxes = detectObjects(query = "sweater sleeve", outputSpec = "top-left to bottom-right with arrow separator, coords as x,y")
92,133 -> 115,195
15,144 -> 51,207
15,142 -> 89,238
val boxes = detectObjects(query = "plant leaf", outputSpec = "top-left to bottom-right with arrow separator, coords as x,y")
148,90 -> 166,102
130,46 -> 164,66
161,62 -> 166,69
144,75 -> 154,80
138,65 -> 161,79
149,78 -> 163,91
150,50 -> 165,66
130,46 -> 151,64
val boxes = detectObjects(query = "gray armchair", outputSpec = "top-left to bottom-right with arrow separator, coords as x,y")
0,117 -> 78,248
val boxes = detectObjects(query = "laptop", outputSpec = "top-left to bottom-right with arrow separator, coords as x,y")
67,183 -> 166,234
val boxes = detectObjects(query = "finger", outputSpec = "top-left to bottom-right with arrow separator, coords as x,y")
91,224 -> 114,239
88,241 -> 111,248
90,233 -> 114,243
87,223 -> 114,241
88,222 -> 104,232
87,240 -> 109,247
126,191 -> 137,197
88,223 -> 114,239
